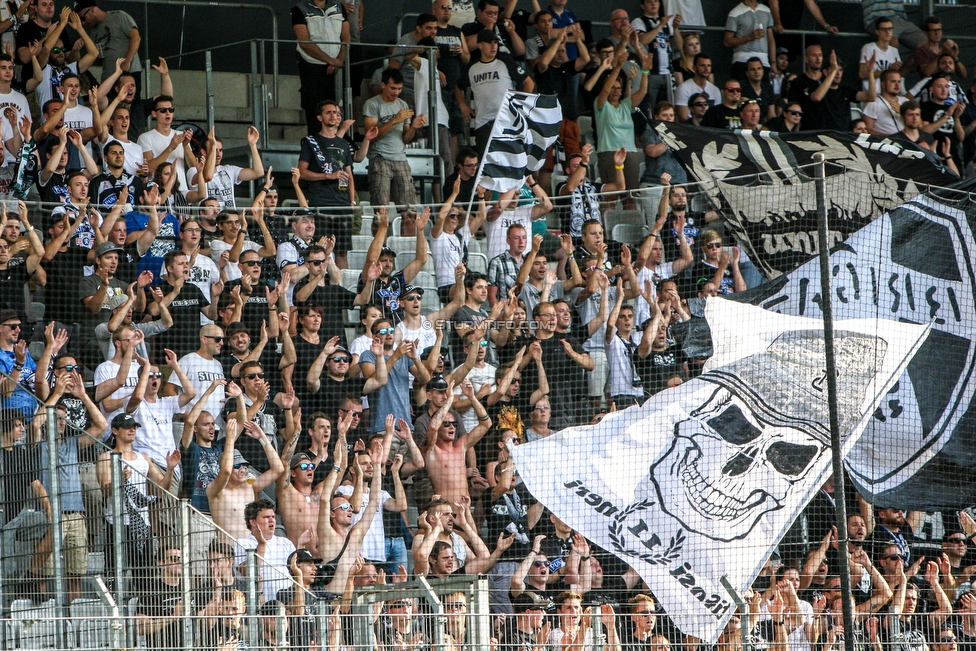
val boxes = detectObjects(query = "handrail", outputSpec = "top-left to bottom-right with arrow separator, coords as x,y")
101,0 -> 279,107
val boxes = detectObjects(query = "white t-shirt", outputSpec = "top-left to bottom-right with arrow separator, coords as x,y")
863,95 -> 907,135
674,78 -> 722,108
335,484 -> 394,562
37,62 -> 79,108
430,225 -> 472,288
94,359 -> 141,440
234,534 -> 296,602
606,330 -> 644,397
634,262 -> 677,324
200,164 -> 243,209
860,42 -> 902,93
63,103 -> 94,156
483,205 -> 534,261
209,238 -> 261,281
130,395 -> 182,467
0,88 -> 27,164
137,128 -> 189,191
453,363 -> 496,432
103,139 -> 145,176
170,352 -> 225,424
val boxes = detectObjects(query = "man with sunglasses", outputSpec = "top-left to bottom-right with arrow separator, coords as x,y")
869,506 -> 918,565
151,250 -> 221,359
163,323 -> 226,422
683,91 -> 710,126
124,349 -> 193,490
224,250 -> 288,335
137,95 -> 193,191
306,339 -> 389,420
224,360 -> 296,474
702,78 -> 746,130
0,309 -> 36,418
294,246 -> 379,341
34,8 -> 100,109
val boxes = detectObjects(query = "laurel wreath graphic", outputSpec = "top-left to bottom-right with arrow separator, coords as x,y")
608,499 -> 685,565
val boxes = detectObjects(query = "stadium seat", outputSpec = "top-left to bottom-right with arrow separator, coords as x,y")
396,251 -> 435,273
612,223 -> 650,247
359,216 -> 373,235
351,234 -> 373,250
604,209 -> 643,236
340,268 -> 361,291
413,271 -> 439,295
347,250 -> 368,271
578,116 -> 594,148
466,237 -> 482,256
70,598 -> 112,649
385,236 -> 418,256
467,252 -> 488,275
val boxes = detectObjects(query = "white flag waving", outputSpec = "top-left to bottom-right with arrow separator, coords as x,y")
511,300 -> 928,643
478,91 -> 562,193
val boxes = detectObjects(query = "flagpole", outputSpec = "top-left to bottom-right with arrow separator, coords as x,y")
814,152 -> 856,651
465,92 -> 508,221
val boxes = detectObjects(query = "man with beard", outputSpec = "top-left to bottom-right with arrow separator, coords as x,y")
787,43 -> 825,115
908,53 -> 968,104
869,507 -> 919,563
88,140 -> 144,210
34,8 -> 99,108
78,241 -> 129,359
15,0 -> 55,81
503,592 -> 552,650
653,176 -> 715,263
150,251 -> 220,358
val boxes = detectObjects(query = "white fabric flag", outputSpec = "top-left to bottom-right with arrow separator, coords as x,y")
511,300 -> 928,643
477,91 -> 562,193
415,58 -> 449,129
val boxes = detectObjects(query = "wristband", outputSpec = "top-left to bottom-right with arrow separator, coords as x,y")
580,555 -> 591,560
13,362 -> 23,371
478,414 -> 490,421
640,70 -> 649,75
614,165 -> 625,170
579,163 -> 588,168
332,465 -> 342,473
261,439 -> 271,447
773,620 -> 785,626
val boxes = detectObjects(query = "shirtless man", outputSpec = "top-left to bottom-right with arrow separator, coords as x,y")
424,379 -> 492,504
412,495 -> 496,575
207,416 -> 285,540
275,423 -> 330,556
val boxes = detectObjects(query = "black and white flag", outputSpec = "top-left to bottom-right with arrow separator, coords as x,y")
512,300 -> 928,643
738,183 -> 976,508
656,122 -> 959,280
478,91 -> 562,192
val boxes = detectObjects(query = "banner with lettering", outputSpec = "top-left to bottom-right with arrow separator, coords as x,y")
511,300 -> 928,643
735,187 -> 976,508
654,121 -> 959,280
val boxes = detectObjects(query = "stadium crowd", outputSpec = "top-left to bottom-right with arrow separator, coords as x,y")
0,0 -> 973,647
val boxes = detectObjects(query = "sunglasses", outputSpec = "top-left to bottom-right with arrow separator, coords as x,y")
205,336 -> 225,342
442,421 -> 458,428
51,47 -> 67,53
725,88 -> 742,93
240,260 -> 261,267
339,408 -> 363,417
948,537 -> 967,543
58,364 -> 81,372
532,560 -> 548,567
2,323 -> 22,329
786,109 -> 803,116
296,462 -> 315,471
884,554 -> 906,562
403,295 -> 422,301
467,339 -> 488,347
244,372 -> 266,380
330,356 -> 351,363
308,259 -> 326,265
376,327 -> 395,335
149,372 -> 163,378
705,242 -> 723,249
332,503 -> 353,511
691,101 -> 708,107
233,463 -> 249,469
155,106 -> 175,113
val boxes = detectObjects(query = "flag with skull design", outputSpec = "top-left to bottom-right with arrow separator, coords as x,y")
511,300 -> 928,643
652,121 -> 958,280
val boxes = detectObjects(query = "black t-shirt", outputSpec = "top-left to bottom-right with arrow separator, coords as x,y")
223,398 -> 285,472
292,279 -> 358,339
359,270 -> 408,324
742,79 -> 776,117
298,134 -> 354,208
154,281 -> 210,359
292,334 -> 327,407
813,85 -> 862,131
635,345 -> 687,396
311,376 -> 366,423
534,61 -> 580,120
524,333 -> 587,428
701,104 -> 741,130
486,482 -> 537,562
786,72 -> 822,109
38,168 -> 70,204
443,170 -> 477,207
1,443 -> 40,516
461,20 -> 518,59
88,171 -> 145,212
435,24 -> 466,89
0,263 -> 32,313
224,278 -> 277,335
41,247 -> 89,324
135,578 -> 187,651
921,100 -> 962,164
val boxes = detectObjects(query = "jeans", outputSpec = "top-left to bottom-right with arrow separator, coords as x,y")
385,536 -> 408,575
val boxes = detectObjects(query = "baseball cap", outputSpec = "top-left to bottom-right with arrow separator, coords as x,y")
74,0 -> 96,11
477,29 -> 501,43
288,549 -> 322,565
289,208 -> 316,223
226,322 -> 249,337
95,241 -> 124,257
111,413 -> 141,429
777,46 -> 790,55
512,592 -> 553,613
290,452 -> 314,469
427,374 -> 449,391
402,284 -> 424,297
0,308 -> 18,325
108,294 -> 129,310
379,246 -> 398,259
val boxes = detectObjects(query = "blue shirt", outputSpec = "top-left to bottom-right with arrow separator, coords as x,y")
548,5 -> 579,60
359,349 -> 415,433
124,209 -> 181,277
0,348 -> 38,418
40,436 -> 85,513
